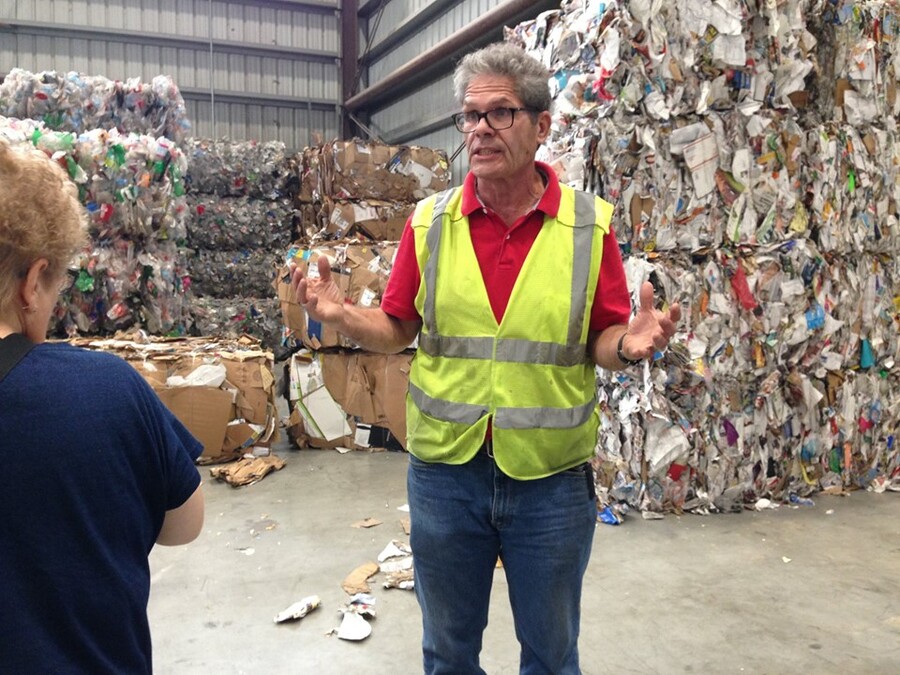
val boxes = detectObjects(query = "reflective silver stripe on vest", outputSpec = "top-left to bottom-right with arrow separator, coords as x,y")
419,333 -> 493,359
493,338 -> 585,367
409,381 -> 488,425
422,189 -> 458,337
419,189 -> 597,367
495,397 -> 597,430
410,382 -> 597,429
567,191 -> 596,346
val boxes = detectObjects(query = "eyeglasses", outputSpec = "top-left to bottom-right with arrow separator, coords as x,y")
451,107 -> 538,133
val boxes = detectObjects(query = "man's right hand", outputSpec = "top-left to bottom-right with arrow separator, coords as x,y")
290,255 -> 346,325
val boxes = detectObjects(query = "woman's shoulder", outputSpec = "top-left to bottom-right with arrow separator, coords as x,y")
39,342 -> 142,376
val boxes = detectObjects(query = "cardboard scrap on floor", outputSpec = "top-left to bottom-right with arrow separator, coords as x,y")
341,562 -> 379,595
351,517 -> 382,529
383,569 -> 414,591
209,455 -> 285,487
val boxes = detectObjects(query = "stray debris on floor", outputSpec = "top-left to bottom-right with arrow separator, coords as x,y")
209,455 -> 285,487
383,569 -> 414,590
341,562 -> 379,595
377,540 -> 410,563
400,517 -> 411,535
274,595 -> 321,624
334,612 -> 371,641
332,593 -> 376,641
351,517 -> 382,529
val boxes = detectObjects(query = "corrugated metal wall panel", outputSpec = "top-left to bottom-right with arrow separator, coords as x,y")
189,100 -> 340,149
367,0 -> 499,82
369,0 -> 441,41
8,0 -> 339,48
372,73 -> 455,130
0,0 -> 343,150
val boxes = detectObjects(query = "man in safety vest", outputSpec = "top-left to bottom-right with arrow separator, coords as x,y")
291,42 -> 681,675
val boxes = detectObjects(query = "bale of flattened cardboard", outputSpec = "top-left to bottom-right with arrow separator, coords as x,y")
295,197 -> 414,242
297,139 -> 449,203
320,350 -> 412,450
285,351 -> 411,451
68,333 -> 278,463
275,239 -> 400,351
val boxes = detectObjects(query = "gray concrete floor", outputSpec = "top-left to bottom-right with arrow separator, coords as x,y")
149,442 -> 900,675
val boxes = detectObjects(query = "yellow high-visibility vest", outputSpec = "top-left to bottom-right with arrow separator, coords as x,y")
406,183 -> 614,479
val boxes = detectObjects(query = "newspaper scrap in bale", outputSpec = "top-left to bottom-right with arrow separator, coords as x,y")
275,239 -> 399,350
68,332 -> 279,464
189,296 -> 283,352
298,140 -> 450,203
0,68 -> 190,144
0,115 -> 192,337
185,138 -> 299,200
505,0 -> 900,516
185,194 -> 297,250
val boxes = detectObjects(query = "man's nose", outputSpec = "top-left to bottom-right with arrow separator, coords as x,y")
473,114 -> 495,134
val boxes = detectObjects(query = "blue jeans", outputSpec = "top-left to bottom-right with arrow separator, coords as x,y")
407,451 -> 597,675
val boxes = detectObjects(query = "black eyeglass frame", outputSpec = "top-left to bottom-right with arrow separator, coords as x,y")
451,107 -> 540,133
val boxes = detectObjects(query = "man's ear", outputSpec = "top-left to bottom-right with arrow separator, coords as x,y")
536,110 -> 552,144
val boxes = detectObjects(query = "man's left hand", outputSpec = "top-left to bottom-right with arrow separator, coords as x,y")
621,281 -> 682,361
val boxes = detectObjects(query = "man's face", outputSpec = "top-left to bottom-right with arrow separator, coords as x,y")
462,74 -> 550,182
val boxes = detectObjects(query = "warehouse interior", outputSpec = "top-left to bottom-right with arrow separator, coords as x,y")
2,0 -> 899,673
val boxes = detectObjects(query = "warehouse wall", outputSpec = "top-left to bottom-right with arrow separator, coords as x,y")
358,0 -> 556,182
0,0 -> 341,149
364,0 -> 499,83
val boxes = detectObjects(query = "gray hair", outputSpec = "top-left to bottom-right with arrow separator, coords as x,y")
453,42 -> 551,112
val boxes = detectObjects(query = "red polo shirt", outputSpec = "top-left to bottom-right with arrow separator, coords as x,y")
380,161 -> 632,331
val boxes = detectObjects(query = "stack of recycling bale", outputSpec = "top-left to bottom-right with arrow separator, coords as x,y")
0,69 -> 192,335
183,139 -> 299,350
507,0 -> 900,515
278,140 -> 450,450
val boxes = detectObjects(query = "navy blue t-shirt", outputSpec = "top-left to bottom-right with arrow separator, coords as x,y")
0,342 -> 202,673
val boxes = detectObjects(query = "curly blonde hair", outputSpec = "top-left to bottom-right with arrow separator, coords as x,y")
0,138 -> 87,314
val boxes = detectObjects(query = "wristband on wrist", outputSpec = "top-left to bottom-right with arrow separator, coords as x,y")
616,332 -> 642,366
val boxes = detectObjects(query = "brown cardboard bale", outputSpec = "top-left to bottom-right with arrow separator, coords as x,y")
377,353 -> 412,447
323,199 -> 414,241
222,422 -> 263,454
298,146 -> 325,203
127,354 -> 183,387
275,253 -> 351,349
285,404 -> 357,450
278,240 -> 397,349
345,353 -> 379,421
326,140 -> 449,202
156,386 -> 235,462
320,351 -> 413,449
70,334 -> 277,462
